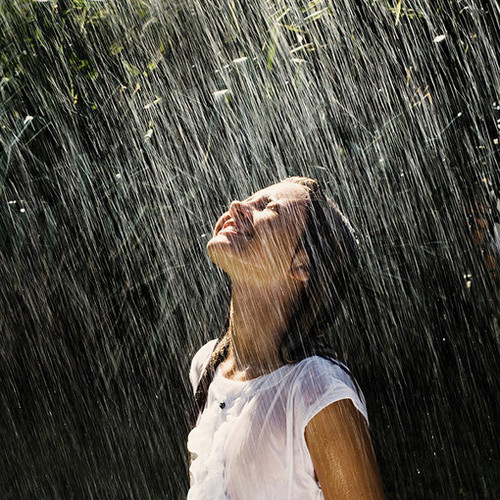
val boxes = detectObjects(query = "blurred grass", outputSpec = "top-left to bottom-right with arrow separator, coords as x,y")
0,0 -> 499,498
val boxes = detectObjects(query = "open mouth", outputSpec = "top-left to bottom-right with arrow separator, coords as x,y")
219,220 -> 253,240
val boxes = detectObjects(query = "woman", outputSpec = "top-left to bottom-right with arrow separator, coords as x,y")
187,176 -> 383,499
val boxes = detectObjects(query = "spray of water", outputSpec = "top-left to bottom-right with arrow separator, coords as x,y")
0,0 -> 498,497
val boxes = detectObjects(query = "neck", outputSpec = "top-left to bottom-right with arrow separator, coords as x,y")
224,279 -> 302,378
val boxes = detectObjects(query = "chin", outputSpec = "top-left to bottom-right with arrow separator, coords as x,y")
206,236 -> 246,275
206,237 -> 219,263
207,237 -> 231,269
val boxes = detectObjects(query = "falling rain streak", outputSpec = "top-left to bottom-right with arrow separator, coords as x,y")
0,0 -> 499,498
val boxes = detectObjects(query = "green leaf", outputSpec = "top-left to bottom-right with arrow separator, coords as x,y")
121,60 -> 140,77
394,0 -> 402,26
267,28 -> 277,70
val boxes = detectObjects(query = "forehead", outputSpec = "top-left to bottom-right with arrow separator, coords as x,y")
247,182 -> 310,206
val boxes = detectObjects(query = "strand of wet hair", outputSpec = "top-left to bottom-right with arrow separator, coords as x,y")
193,315 -> 230,419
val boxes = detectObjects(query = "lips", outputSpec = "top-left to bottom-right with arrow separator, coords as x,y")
219,219 -> 253,240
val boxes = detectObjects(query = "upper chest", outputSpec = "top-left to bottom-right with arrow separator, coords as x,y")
202,372 -> 293,450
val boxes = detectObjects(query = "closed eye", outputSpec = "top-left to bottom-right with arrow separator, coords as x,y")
250,196 -> 271,210
240,195 -> 280,212
267,203 -> 281,213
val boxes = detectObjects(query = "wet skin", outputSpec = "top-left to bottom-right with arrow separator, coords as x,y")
207,181 -> 310,284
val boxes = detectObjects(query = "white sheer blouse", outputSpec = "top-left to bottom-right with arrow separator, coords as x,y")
187,339 -> 368,500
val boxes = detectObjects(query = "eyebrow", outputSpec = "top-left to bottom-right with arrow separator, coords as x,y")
245,194 -> 271,204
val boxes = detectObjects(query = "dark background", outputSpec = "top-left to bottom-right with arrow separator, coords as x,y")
1,1 -> 499,498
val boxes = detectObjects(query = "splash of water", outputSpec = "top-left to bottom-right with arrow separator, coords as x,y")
0,0 -> 498,497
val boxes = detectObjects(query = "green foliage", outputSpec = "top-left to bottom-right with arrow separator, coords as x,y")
0,0 -> 499,498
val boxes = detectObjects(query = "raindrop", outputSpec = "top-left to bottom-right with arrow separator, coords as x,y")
433,34 -> 447,43
214,89 -> 231,102
1,3 -> 497,498
144,128 -> 153,141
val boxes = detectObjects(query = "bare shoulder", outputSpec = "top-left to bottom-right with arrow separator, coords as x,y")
305,399 -> 384,499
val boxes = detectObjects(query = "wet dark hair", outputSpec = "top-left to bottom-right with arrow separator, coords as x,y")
194,176 -> 361,416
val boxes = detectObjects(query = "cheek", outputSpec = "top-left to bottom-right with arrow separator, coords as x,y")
257,226 -> 298,262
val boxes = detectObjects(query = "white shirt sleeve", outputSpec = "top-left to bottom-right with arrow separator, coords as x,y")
189,339 -> 218,395
292,356 -> 369,438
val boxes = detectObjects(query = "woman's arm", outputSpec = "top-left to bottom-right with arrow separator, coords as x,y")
305,399 -> 384,499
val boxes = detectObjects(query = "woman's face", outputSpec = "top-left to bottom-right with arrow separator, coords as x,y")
207,181 -> 310,283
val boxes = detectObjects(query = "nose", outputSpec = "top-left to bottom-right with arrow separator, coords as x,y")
229,200 -> 251,220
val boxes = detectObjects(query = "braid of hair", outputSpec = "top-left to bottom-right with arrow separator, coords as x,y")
193,310 -> 231,419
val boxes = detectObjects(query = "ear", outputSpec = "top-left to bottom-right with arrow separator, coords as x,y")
289,247 -> 310,283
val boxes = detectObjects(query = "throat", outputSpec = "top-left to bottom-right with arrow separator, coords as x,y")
224,280 -> 300,381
